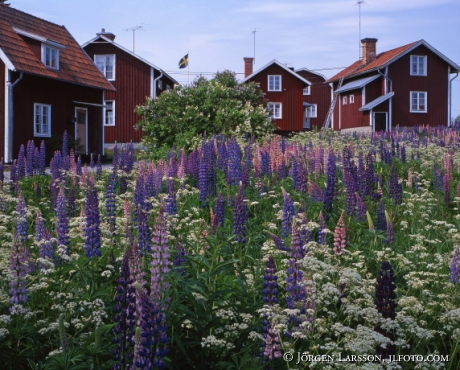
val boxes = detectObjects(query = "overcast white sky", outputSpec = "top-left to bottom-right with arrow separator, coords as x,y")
11,0 -> 460,119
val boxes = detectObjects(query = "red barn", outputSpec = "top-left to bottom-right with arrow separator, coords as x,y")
242,58 -> 331,132
83,30 -> 177,152
327,38 -> 460,132
0,4 -> 114,162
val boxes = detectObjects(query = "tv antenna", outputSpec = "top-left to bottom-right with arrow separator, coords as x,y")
252,29 -> 256,65
124,25 -> 143,53
354,1 -> 366,59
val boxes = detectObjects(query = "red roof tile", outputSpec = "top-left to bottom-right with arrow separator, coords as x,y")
0,5 -> 114,90
328,41 -> 419,82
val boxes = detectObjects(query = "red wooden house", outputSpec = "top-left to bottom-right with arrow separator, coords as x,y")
0,4 -> 114,163
327,38 -> 460,132
242,58 -> 331,132
83,30 -> 177,151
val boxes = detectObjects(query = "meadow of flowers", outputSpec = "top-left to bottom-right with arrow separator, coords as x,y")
0,127 -> 459,370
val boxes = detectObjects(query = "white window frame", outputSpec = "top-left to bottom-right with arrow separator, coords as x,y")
410,91 -> 427,113
268,75 -> 282,91
104,100 -> 115,126
343,96 -> 348,105
410,55 -> 427,76
307,104 -> 317,118
349,94 -> 355,104
303,86 -> 311,95
42,44 -> 59,70
268,102 -> 282,119
157,80 -> 163,90
95,54 -> 116,80
34,103 -> 52,137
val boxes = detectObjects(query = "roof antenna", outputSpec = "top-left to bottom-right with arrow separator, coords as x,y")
354,1 -> 366,59
252,29 -> 256,65
124,25 -> 143,53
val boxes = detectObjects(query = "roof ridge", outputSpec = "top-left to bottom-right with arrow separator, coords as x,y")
2,4 -> 65,29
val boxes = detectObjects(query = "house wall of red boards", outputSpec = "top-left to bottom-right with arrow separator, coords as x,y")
333,44 -> 450,130
0,60 -> 4,158
251,64 -> 305,132
83,43 -> 151,144
11,71 -> 103,156
296,70 -> 331,130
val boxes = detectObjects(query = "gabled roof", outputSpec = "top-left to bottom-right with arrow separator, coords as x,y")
82,34 -> 178,85
328,39 -> 460,83
295,67 -> 327,81
335,75 -> 380,93
359,92 -> 395,111
241,59 -> 312,85
0,4 -> 114,90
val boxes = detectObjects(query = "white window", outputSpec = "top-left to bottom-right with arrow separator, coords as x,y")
268,102 -> 282,119
303,86 -> 311,95
343,96 -> 348,105
307,104 -> 317,118
104,100 -> 115,126
410,55 -> 427,76
268,75 -> 281,91
157,80 -> 163,90
410,92 -> 427,113
349,95 -> 355,104
42,44 -> 59,70
34,103 -> 51,137
95,54 -> 116,80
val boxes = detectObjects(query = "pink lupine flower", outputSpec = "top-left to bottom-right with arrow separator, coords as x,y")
333,212 -> 347,255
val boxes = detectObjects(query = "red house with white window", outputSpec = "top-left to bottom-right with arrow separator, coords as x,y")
83,30 -> 177,151
242,58 -> 331,132
0,4 -> 114,162
327,38 -> 460,131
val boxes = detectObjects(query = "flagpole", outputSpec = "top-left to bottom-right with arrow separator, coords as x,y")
187,51 -> 190,85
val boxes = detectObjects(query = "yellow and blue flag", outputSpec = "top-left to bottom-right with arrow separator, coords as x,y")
178,53 -> 189,69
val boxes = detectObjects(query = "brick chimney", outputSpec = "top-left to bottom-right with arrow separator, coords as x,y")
244,57 -> 254,78
361,38 -> 378,64
97,28 -> 116,41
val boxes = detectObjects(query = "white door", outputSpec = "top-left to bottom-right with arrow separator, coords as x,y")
75,107 -> 88,154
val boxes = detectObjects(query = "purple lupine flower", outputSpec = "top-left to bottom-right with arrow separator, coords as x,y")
85,183 -> 102,257
33,146 -> 40,176
376,200 -> 387,232
0,159 -> 4,182
309,180 -> 324,203
263,256 -> 279,305
166,179 -> 177,215
375,261 -> 397,319
106,172 -> 117,236
269,233 -> 290,252
56,187 -> 70,254
433,160 -> 444,191
389,166 -> 403,205
217,139 -> 228,177
173,236 -> 187,275
215,192 -> 226,230
242,143 -> 253,186
137,207 -> 151,256
113,245 -> 136,370
318,211 -> 327,245
355,192 -> 367,222
333,212 -> 347,255
263,322 -> 282,360
77,155 -> 82,176
26,140 -> 34,176
233,183 -> 249,243
323,148 -> 336,213
35,210 -> 45,242
260,150 -> 271,178
365,152 -> 375,198
286,221 -> 305,308
227,136 -> 243,185
39,140 -> 46,175
444,173 -> 452,206
298,212 -> 313,253
16,191 -> 28,246
450,246 -> 460,284
150,205 -> 171,368
9,236 -> 30,312
375,261 -> 398,358
400,145 -> 407,163
38,229 -> 55,271
344,171 -> 357,216
282,189 -> 295,237
62,130 -> 69,158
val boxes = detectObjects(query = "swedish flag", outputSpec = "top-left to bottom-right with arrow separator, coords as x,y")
178,53 -> 189,69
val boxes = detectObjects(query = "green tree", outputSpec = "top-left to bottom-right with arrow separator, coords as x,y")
136,70 -> 274,157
